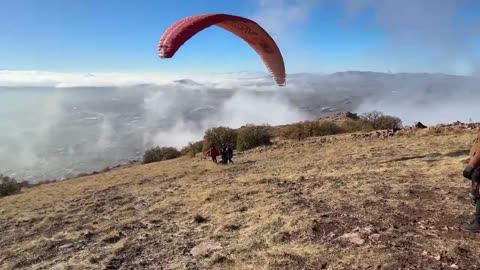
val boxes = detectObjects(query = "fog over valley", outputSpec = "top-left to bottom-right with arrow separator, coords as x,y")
1,71 -> 479,182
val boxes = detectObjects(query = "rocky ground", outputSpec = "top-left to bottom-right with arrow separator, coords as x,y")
1,124 -> 480,269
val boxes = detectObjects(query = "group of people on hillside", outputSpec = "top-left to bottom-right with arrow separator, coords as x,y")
205,144 -> 233,164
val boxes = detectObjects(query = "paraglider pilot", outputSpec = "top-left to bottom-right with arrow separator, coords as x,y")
462,132 -> 480,232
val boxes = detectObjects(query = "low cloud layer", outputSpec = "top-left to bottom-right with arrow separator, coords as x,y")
0,70 -> 186,88
0,74 -> 312,182
0,70 -> 285,89
351,72 -> 480,126
1,70 -> 479,182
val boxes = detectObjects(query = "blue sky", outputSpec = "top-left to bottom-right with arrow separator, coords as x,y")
1,0 -> 479,75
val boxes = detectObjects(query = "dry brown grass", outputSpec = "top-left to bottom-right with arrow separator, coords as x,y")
1,127 -> 480,269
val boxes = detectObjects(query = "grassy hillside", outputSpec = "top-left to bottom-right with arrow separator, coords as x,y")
1,125 -> 480,269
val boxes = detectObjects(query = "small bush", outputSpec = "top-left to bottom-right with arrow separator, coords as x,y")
193,214 -> 208,223
280,122 -> 311,140
203,127 -> 237,151
340,119 -> 375,133
377,115 -> 402,129
0,175 -> 22,197
236,124 -> 272,151
360,111 -> 402,130
312,121 -> 344,136
280,120 -> 344,140
143,146 -> 181,164
181,140 -> 204,158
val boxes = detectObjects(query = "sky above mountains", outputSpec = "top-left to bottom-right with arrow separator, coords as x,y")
2,0 -> 480,77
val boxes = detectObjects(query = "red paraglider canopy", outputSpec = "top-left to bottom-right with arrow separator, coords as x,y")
158,13 -> 286,86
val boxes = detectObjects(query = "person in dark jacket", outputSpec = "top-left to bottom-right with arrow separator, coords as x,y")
220,144 -> 228,164
226,144 -> 234,164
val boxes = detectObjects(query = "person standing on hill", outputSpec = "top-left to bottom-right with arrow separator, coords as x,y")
220,144 -> 228,164
206,145 -> 219,163
462,131 -> 480,232
227,144 -> 234,164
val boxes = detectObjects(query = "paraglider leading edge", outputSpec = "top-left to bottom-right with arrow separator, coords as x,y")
157,13 -> 286,86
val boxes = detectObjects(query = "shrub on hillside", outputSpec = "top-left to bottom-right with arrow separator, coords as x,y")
0,174 -> 22,197
280,120 -> 344,140
361,111 -> 402,130
181,140 -> 204,158
236,124 -> 272,151
378,115 -> 402,129
280,122 -> 309,140
340,119 -> 375,133
311,121 -> 344,136
143,146 -> 181,164
202,127 -> 237,151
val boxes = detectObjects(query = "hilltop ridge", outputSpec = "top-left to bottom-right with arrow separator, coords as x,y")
1,119 -> 480,269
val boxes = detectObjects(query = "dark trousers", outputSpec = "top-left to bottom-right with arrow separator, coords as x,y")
472,180 -> 480,204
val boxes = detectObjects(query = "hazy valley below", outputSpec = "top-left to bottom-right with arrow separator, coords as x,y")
1,71 -> 479,182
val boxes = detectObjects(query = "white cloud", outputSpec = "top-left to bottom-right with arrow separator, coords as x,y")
0,69 -> 289,89
252,0 -> 320,38
216,90 -> 307,127
0,70 -> 186,88
147,121 -> 204,149
0,89 -> 64,174
139,83 -> 309,150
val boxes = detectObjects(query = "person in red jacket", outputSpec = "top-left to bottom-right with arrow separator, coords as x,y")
206,146 -> 219,163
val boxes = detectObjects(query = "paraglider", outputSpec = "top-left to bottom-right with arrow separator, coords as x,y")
157,13 -> 286,86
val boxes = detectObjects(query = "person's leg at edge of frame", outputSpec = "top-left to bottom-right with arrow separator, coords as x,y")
461,171 -> 480,232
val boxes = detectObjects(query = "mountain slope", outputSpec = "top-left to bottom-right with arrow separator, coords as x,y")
1,127 -> 480,269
